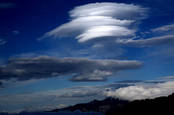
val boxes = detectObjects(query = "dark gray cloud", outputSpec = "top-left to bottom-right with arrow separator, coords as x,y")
0,56 -> 142,82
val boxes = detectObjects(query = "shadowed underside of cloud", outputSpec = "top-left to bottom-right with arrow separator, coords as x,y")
41,2 -> 147,42
105,81 -> 174,101
0,56 -> 142,82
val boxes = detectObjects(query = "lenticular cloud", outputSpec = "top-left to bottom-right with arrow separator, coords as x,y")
42,2 -> 148,42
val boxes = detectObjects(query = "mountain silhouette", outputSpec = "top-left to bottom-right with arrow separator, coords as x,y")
51,93 -> 174,115
51,97 -> 128,113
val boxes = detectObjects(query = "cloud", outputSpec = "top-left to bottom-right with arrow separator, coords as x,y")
117,35 -> 174,47
0,39 -> 6,45
0,2 -> 15,9
0,82 -> 133,113
40,2 -> 174,48
77,26 -> 135,43
105,81 -> 174,101
56,86 -> 104,98
119,23 -> 174,47
160,76 -> 174,80
0,79 -> 171,113
0,56 -> 142,82
12,30 -> 20,35
41,2 -> 147,43
152,23 -> 174,33
70,70 -> 112,82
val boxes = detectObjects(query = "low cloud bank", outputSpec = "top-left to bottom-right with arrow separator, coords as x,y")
105,81 -> 174,101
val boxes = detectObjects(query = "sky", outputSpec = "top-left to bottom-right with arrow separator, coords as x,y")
0,0 -> 174,113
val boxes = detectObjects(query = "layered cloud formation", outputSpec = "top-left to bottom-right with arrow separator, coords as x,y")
0,56 -> 142,82
42,2 -> 174,47
106,81 -> 174,101
42,3 -> 147,42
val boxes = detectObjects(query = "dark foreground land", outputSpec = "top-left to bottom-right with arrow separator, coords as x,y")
52,93 -> 174,115
1,93 -> 173,115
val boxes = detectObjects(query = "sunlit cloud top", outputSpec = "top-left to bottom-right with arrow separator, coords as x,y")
42,2 -> 148,42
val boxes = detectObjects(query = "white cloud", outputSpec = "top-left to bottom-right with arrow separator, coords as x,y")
41,2 -> 174,47
41,2 -> 147,43
69,2 -> 147,19
77,26 -> 134,43
105,81 -> 174,101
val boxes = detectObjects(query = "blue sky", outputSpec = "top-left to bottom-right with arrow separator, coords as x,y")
0,0 -> 174,113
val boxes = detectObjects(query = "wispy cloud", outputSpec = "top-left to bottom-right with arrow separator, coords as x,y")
0,39 -> 6,45
152,23 -> 174,33
118,35 -> 174,47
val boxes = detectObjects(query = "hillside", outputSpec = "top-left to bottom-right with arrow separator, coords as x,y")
51,93 -> 174,115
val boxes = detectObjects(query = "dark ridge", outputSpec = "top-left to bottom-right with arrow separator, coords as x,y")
50,93 -> 174,115
51,97 -> 128,113
106,93 -> 174,115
